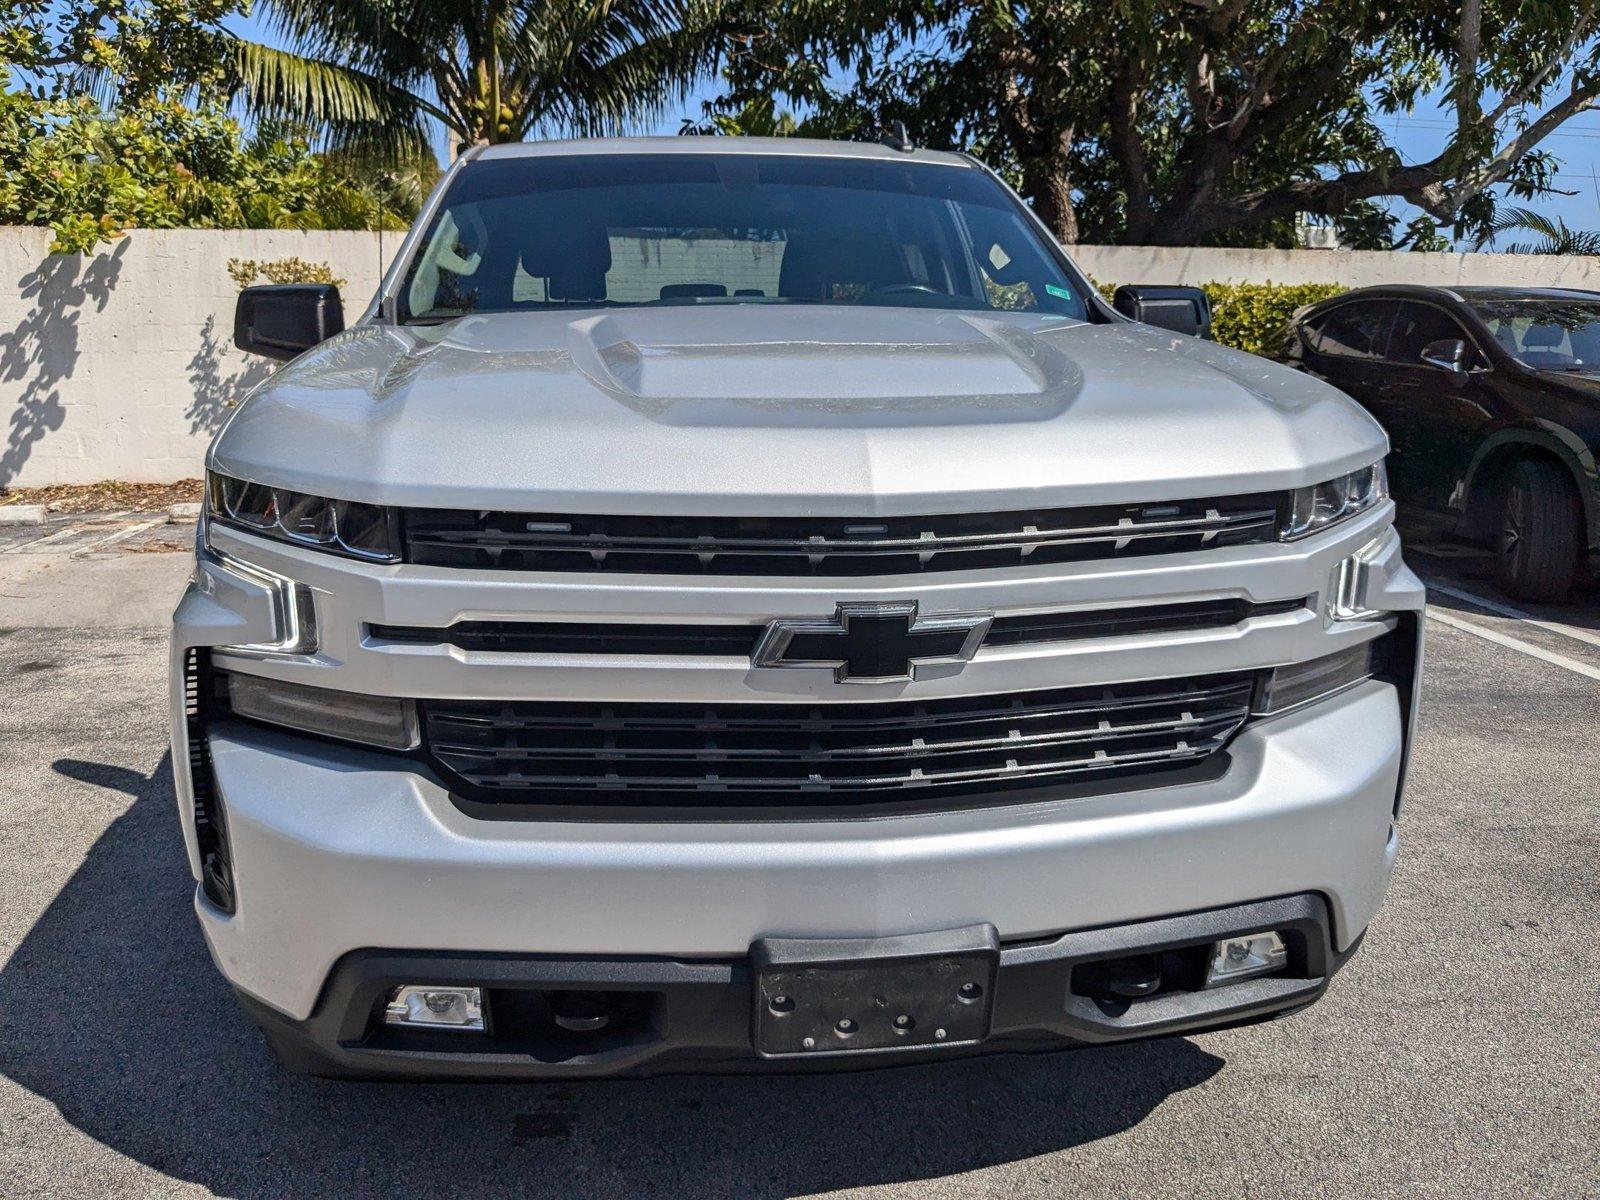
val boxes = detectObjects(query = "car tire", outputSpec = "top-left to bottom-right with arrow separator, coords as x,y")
1496,457 -> 1584,603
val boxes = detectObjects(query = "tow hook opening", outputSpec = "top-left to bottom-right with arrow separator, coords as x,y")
1071,930 -> 1295,1013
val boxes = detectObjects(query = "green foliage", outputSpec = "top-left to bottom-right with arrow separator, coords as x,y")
227,255 -> 347,289
1475,207 -> 1600,256
230,0 -> 731,153
0,0 -> 428,253
1093,278 -> 1344,356
0,76 -> 415,252
706,1 -> 1600,249
1204,282 -> 1345,357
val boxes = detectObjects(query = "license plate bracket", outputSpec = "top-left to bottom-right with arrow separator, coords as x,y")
751,925 -> 999,1058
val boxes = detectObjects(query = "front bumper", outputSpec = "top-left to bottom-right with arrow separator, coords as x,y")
240,893 -> 1351,1080
194,675 -> 1401,1026
171,502 -> 1422,1078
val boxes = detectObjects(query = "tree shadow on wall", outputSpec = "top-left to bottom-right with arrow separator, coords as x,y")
186,313 -> 274,436
0,240 -> 129,487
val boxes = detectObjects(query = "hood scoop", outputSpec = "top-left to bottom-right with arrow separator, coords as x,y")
563,310 -> 1067,409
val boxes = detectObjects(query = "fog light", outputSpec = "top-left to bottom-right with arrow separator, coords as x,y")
1204,932 -> 1287,988
384,985 -> 486,1031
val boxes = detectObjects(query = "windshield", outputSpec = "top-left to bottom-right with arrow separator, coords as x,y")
397,153 -> 1089,324
1469,299 -> 1600,371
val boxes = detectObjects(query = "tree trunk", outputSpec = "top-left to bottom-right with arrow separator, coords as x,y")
1025,160 -> 1079,244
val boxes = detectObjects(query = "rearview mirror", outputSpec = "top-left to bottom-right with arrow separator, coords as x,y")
1420,337 -> 1467,374
234,284 -> 344,361
1112,285 -> 1213,339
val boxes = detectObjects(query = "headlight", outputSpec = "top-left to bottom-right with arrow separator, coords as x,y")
222,671 -> 418,750
206,471 -> 400,562
1280,462 -> 1388,540
1254,642 -> 1374,715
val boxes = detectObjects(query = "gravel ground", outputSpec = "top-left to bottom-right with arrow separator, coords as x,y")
0,551 -> 1595,1199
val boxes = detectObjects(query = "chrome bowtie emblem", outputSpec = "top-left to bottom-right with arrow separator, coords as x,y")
753,602 -> 993,683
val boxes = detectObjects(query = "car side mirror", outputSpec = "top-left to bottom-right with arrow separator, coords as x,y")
1112,285 -> 1213,339
234,284 -> 344,361
1420,337 -> 1467,374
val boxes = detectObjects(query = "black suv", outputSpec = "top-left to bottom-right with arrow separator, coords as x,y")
1286,285 -> 1600,601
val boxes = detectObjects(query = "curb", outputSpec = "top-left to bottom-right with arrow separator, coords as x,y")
0,505 -> 46,526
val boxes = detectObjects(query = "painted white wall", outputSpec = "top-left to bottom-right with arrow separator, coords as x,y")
4,226 -> 1600,486
0,228 -> 389,487
1070,245 -> 1600,289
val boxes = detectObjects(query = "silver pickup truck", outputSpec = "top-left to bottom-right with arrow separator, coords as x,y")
171,137 -> 1423,1079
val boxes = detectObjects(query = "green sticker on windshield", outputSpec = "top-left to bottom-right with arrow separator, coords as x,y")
1044,284 -> 1074,300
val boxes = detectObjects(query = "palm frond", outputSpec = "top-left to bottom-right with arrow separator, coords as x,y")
1476,205 -> 1600,255
225,39 -> 443,152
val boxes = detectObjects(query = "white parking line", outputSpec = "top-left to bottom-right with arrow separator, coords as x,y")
1427,608 -> 1600,682
1426,580 -> 1600,650
0,524 -> 83,554
68,517 -> 170,559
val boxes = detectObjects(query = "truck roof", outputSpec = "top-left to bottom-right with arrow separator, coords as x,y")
471,135 -> 977,170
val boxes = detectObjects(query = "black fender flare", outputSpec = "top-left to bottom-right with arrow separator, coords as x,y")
1459,425 -> 1600,551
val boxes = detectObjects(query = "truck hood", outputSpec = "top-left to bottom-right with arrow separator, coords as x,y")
212,305 -> 1388,515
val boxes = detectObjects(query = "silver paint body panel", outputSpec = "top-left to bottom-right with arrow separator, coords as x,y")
171,138 -> 1418,1025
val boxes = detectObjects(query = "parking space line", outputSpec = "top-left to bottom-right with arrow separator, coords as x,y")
1426,580 -> 1600,650
0,525 -> 83,554
68,517 -> 170,559
1427,608 -> 1600,682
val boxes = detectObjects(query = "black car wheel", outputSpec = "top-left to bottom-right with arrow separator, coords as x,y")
1496,458 -> 1584,603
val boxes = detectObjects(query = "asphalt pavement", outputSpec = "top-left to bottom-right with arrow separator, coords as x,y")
0,521 -> 1595,1199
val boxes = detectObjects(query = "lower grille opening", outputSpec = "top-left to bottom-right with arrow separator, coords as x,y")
421,672 -> 1256,815
183,649 -> 235,912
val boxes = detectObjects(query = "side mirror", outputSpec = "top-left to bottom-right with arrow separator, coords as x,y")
1112,285 -> 1212,339
234,284 -> 344,361
1420,337 -> 1467,374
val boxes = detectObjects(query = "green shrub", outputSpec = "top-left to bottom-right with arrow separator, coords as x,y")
1204,281 -> 1344,356
1091,278 -> 1344,357
228,256 -> 347,290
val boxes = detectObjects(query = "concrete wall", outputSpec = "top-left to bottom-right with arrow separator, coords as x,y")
1072,245 -> 1600,289
0,228 -> 390,488
5,226 -> 1600,486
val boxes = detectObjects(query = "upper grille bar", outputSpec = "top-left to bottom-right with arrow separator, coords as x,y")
368,597 -> 1307,658
403,495 -> 1283,576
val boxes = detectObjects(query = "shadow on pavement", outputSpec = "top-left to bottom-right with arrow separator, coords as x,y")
1,752 -> 1224,1197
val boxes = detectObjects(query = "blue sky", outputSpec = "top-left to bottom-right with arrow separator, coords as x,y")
226,9 -> 1600,247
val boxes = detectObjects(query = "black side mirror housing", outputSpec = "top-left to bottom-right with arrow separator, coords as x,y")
1112,285 -> 1213,339
1420,337 -> 1468,374
234,284 -> 344,361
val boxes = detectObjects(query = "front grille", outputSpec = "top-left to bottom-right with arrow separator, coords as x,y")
421,673 -> 1256,812
371,597 -> 1306,657
402,495 -> 1283,576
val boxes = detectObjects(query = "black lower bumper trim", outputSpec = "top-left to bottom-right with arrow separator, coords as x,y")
239,894 -> 1355,1081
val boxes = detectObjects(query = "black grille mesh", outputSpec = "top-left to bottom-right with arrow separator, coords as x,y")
183,649 -> 234,911
421,673 -> 1256,811
403,495 -> 1283,576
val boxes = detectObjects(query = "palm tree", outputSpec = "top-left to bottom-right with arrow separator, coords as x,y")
226,0 -> 729,157
1475,207 -> 1600,256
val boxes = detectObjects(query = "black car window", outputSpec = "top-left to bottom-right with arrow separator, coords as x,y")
1468,299 -> 1600,372
1310,301 -> 1395,358
1388,302 -> 1473,366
